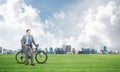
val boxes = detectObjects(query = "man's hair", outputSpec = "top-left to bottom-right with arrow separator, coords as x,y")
26,29 -> 30,33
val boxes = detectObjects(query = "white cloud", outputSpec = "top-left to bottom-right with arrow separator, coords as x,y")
54,11 -> 65,20
0,0 -> 56,50
47,0 -> 120,50
75,1 -> 120,50
0,0 -> 120,51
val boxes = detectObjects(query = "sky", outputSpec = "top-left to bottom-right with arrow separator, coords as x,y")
0,0 -> 120,51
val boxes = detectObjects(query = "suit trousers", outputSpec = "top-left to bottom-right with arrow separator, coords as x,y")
24,45 -> 34,64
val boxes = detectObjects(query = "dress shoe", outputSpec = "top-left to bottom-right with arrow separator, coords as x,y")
25,62 -> 29,65
31,63 -> 35,66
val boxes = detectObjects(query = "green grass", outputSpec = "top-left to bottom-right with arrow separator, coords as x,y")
0,54 -> 120,72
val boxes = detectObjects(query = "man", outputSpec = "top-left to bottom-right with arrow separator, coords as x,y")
21,29 -> 37,66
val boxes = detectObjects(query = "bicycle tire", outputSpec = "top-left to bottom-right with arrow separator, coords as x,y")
15,51 -> 26,64
35,51 -> 47,64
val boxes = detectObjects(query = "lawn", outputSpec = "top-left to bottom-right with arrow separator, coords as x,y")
0,54 -> 120,72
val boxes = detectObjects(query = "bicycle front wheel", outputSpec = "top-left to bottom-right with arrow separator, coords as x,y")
35,51 -> 47,64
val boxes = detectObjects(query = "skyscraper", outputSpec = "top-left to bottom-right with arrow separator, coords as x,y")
0,47 -> 2,54
49,47 -> 54,54
62,45 -> 71,54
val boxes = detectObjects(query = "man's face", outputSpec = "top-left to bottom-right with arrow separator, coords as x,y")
27,30 -> 31,35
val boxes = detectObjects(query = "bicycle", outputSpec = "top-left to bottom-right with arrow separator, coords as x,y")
15,44 -> 48,64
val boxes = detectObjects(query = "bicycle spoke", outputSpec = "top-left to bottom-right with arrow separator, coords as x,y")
35,52 -> 47,64
16,51 -> 26,64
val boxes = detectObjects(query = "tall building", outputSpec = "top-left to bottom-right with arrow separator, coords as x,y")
81,48 -> 97,54
3,49 -> 7,54
62,45 -> 71,54
55,47 -> 63,54
72,48 -> 75,54
103,46 -> 108,52
0,47 -> 2,54
49,47 -> 54,54
44,48 -> 48,54
101,45 -> 108,54
82,48 -> 90,54
62,45 -> 66,54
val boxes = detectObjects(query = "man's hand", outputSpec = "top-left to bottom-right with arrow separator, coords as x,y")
35,44 -> 39,48
23,44 -> 26,46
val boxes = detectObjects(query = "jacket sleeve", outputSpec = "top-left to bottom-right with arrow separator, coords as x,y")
31,35 -> 37,46
21,35 -> 25,45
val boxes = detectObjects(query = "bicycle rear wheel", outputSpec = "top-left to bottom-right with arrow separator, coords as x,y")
35,51 -> 47,64
15,51 -> 26,64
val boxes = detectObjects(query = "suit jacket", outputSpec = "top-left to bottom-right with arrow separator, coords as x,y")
21,35 -> 36,49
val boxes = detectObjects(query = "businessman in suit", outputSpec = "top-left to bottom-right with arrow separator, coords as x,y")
21,29 -> 37,66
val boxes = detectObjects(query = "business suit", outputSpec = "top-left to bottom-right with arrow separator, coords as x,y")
21,35 -> 36,64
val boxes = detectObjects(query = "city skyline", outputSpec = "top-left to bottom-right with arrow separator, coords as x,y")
0,0 -> 120,51
1,44 -> 120,54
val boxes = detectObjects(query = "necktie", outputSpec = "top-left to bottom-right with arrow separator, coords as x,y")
28,35 -> 31,45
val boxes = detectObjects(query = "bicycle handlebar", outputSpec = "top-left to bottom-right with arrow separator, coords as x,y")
36,44 -> 39,47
